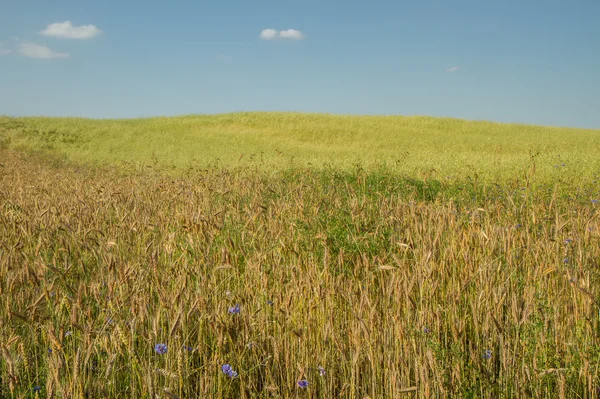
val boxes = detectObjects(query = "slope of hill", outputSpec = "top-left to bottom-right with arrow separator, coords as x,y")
1,112 -> 599,182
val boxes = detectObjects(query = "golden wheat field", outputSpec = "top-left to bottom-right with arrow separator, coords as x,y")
1,114 -> 600,398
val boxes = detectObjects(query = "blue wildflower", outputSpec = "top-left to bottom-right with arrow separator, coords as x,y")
33,386 -> 41,392
297,379 -> 309,388
592,199 -> 599,204
266,300 -> 274,306
483,349 -> 492,360
183,345 -> 194,352
222,364 -> 238,378
424,327 -> 431,333
228,304 -> 241,314
318,366 -> 326,376
565,239 -> 573,244
563,257 -> 569,264
154,343 -> 168,355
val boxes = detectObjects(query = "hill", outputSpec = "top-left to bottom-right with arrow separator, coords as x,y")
1,112 -> 599,182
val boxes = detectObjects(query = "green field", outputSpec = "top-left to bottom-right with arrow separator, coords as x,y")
1,113 -> 600,398
2,112 -> 600,182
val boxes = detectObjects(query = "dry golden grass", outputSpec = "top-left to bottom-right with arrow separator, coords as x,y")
1,150 -> 600,398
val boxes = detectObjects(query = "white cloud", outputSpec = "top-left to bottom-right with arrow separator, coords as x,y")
446,66 -> 460,72
18,41 -> 70,59
0,41 -> 11,55
40,21 -> 102,39
278,29 -> 305,40
260,29 -> 279,40
260,28 -> 305,41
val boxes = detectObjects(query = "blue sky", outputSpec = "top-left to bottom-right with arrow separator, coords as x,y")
1,0 -> 599,128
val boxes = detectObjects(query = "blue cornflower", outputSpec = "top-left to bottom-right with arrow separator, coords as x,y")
515,223 -> 522,228
183,345 -> 194,352
563,257 -> 569,264
483,349 -> 492,360
565,239 -> 573,244
266,300 -> 274,306
318,366 -> 326,376
33,386 -> 42,392
154,343 -> 168,355
297,379 -> 309,388
592,199 -> 599,204
222,364 -> 238,378
47,349 -> 52,354
228,304 -> 241,314
424,327 -> 431,333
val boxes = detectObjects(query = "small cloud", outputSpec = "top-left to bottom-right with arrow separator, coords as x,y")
40,21 -> 102,39
260,28 -> 305,41
278,29 -> 305,40
216,54 -> 231,60
446,66 -> 460,72
260,29 -> 279,40
0,41 -> 11,55
18,41 -> 70,59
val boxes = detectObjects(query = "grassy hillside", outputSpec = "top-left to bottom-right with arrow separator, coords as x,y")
1,112 -> 599,182
2,113 -> 600,397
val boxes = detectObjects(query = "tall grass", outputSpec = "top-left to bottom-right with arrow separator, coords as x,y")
1,112 -> 599,183
1,145 -> 600,398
